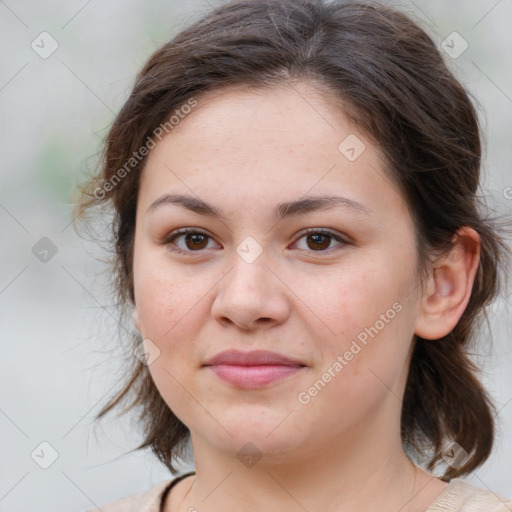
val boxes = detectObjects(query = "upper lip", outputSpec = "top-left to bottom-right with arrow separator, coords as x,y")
203,350 -> 306,367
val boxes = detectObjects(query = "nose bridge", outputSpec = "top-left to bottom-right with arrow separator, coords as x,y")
211,235 -> 290,329
226,235 -> 273,297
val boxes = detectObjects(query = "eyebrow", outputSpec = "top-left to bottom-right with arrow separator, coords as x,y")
145,193 -> 370,222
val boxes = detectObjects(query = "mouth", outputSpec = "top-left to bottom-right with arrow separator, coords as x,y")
205,363 -> 305,388
202,349 -> 307,388
203,349 -> 306,366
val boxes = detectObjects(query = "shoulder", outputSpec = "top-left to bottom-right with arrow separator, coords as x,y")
427,478 -> 512,512
84,479 -> 172,512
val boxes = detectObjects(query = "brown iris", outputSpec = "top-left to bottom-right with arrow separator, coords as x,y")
305,233 -> 331,251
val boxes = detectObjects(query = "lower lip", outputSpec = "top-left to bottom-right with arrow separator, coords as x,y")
206,364 -> 304,388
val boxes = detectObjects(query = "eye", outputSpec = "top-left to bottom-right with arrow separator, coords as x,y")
161,228 -> 220,254
291,228 -> 348,253
160,227 -> 349,255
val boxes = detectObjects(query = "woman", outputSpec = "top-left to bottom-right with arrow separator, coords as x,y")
73,0 -> 512,510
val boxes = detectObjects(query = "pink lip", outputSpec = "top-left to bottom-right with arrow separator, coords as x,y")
203,349 -> 305,367
208,364 -> 303,388
202,350 -> 306,388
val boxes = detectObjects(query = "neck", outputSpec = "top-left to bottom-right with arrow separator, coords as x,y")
178,422 -> 441,512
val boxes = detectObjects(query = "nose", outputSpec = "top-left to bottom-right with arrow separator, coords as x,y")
211,249 -> 291,331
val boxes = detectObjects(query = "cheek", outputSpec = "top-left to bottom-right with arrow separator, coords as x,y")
296,299 -> 412,434
133,258 -> 215,379
311,258 -> 414,377
133,253 -> 190,338
312,266 -> 388,338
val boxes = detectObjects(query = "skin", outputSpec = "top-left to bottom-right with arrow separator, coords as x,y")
131,81 -> 481,512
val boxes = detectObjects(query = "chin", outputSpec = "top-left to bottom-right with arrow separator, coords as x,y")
200,418 -> 309,459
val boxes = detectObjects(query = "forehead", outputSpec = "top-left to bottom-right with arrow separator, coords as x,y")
137,81 -> 405,224
156,81 -> 354,149
142,82 -> 372,174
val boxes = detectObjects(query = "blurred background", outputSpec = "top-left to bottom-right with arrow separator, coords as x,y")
1,1 -> 511,511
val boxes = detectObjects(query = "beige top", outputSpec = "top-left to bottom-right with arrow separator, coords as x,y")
86,472 -> 512,512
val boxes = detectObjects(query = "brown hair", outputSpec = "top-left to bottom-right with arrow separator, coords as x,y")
73,0 -> 512,479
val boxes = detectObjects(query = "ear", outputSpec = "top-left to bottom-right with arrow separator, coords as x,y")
414,226 -> 481,340
132,307 -> 141,332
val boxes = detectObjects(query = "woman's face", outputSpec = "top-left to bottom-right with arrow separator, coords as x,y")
132,82 -> 425,463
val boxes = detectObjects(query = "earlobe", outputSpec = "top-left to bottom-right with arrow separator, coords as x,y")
132,307 -> 141,332
414,227 -> 481,340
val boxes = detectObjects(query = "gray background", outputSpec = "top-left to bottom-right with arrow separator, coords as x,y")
1,1 -> 511,511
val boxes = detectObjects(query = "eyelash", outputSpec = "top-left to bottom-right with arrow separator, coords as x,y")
160,227 -> 349,255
